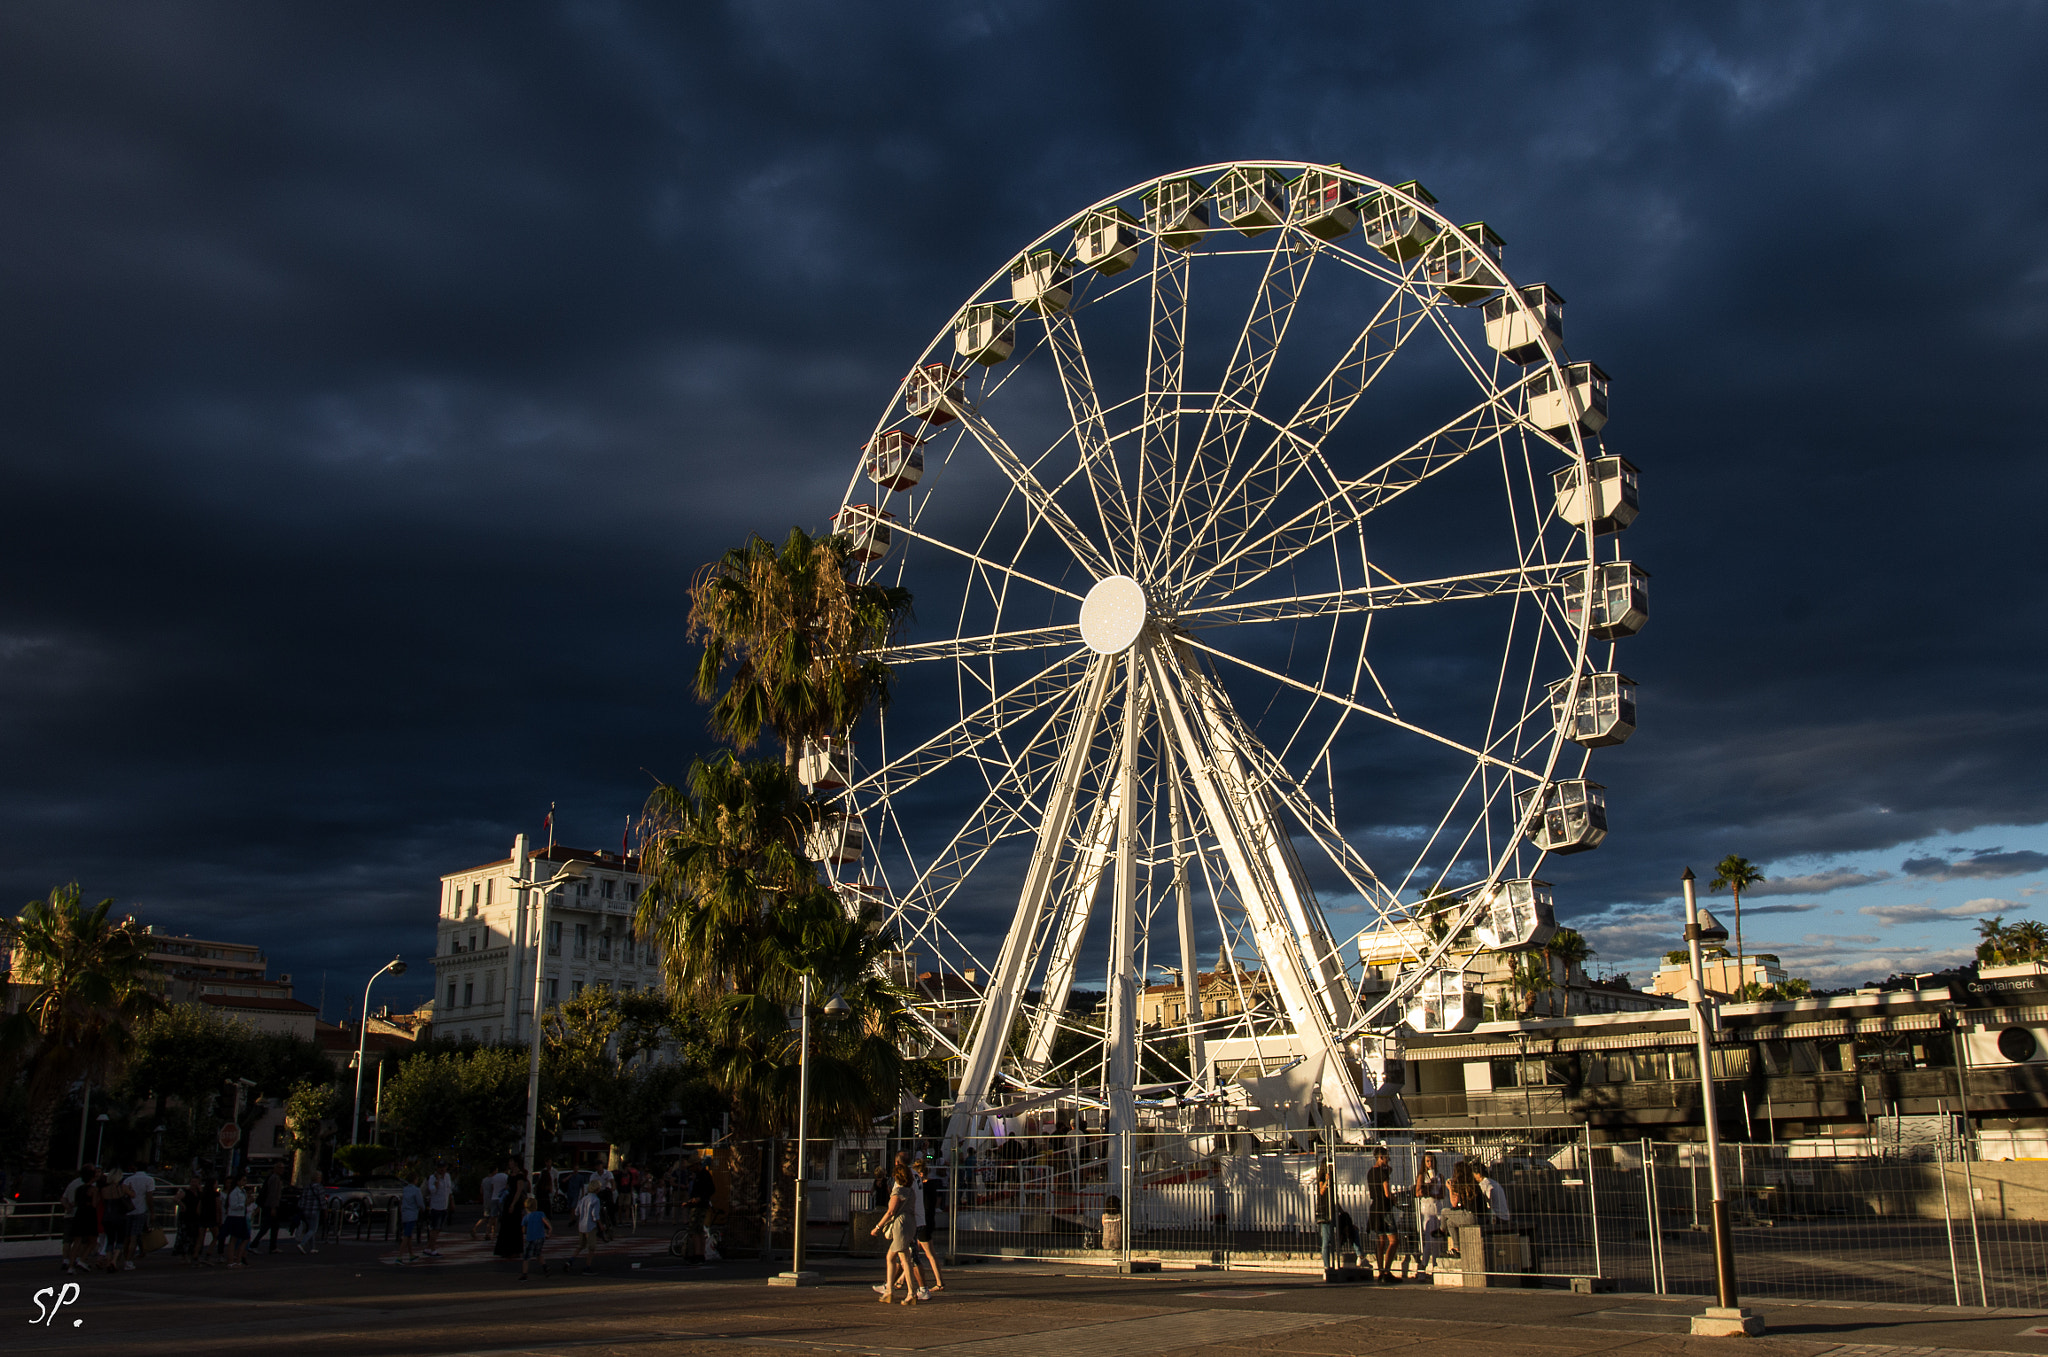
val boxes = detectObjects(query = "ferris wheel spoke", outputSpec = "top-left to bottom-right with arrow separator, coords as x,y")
1149,228 -> 1318,578
876,623 -> 1083,666
1043,310 -> 1140,574
1178,633 -> 1542,779
1132,241 -> 1190,572
1021,717 -> 1128,1070
1173,279 -> 1444,593
1180,561 -> 1572,629
850,648 -> 1091,800
889,516 -> 1087,604
1186,385 -> 1530,601
952,406 -> 1117,582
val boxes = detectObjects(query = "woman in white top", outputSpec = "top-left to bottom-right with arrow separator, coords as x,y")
1413,1152 -> 1447,1266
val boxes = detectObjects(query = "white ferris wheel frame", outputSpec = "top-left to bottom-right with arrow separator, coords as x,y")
823,161 -> 1631,1139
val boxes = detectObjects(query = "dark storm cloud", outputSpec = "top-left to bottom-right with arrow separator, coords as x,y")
3,1 -> 2046,1001
1902,851 -> 2048,881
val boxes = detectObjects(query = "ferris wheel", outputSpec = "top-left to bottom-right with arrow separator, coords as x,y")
814,162 -> 1644,1135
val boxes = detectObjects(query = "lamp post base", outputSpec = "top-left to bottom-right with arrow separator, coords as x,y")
1690,1307 -> 1765,1337
767,1271 -> 822,1287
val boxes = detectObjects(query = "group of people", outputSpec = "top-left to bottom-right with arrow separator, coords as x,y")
1316,1146 -> 1510,1282
465,1155 -> 720,1280
57,1161 -> 155,1274
867,1151 -> 943,1305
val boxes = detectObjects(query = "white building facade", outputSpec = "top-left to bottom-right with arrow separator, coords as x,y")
432,834 -> 663,1045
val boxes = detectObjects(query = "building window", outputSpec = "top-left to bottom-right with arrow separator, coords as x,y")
622,981 -> 635,993
448,982 -> 457,1009
469,929 -> 479,953
577,881 -> 590,898
574,924 -> 588,960
484,971 -> 497,1003
463,980 -> 474,1007
481,1026 -> 493,1043
486,878 -> 493,905
571,980 -> 584,996
627,883 -> 640,902
598,930 -> 612,962
547,921 -> 561,956
603,878 -> 616,899
545,978 -> 559,1001
643,941 -> 655,966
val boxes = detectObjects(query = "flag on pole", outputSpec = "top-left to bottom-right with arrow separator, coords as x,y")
544,802 -> 556,852
622,814 -> 632,859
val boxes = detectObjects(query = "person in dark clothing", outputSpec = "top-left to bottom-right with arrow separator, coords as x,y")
255,1166 -> 289,1253
493,1172 -> 529,1258
1366,1146 -> 1398,1282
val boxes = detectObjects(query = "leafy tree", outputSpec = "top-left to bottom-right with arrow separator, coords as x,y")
0,884 -> 163,1192
1507,953 -> 1556,1015
1982,917 -> 2048,966
378,1045 -> 533,1164
688,526 -> 912,765
284,1078 -> 340,1185
1709,855 -> 1766,987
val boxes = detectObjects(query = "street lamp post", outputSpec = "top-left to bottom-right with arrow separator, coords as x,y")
1681,867 -> 1762,1337
93,1113 -> 110,1165
775,975 -> 849,1287
352,958 -> 407,1146
520,858 -> 588,1178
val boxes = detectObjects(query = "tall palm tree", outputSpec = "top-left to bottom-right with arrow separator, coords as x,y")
0,884 -> 163,1193
2008,919 -> 2048,963
689,527 -> 913,765
1709,855 -> 1766,992
1546,928 -> 1594,1016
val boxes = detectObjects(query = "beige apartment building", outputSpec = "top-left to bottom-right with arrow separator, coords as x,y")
1652,951 -> 1788,1000
432,834 -> 665,1046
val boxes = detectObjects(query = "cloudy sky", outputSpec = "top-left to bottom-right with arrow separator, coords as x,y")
3,2 -> 2044,1015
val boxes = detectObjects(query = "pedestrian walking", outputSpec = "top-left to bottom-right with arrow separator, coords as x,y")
119,1160 -> 156,1269
98,1169 -> 134,1271
1366,1147 -> 1398,1282
195,1175 -> 221,1266
174,1174 -> 203,1263
425,1163 -> 454,1257
568,1181 -> 603,1274
493,1171 -> 529,1259
518,1195 -> 552,1280
679,1159 -> 715,1264
397,1171 -> 425,1264
912,1157 -> 944,1294
868,1165 -> 920,1306
221,1172 -> 252,1267
60,1165 -> 97,1275
254,1164 -> 287,1254
1313,1159 -> 1336,1273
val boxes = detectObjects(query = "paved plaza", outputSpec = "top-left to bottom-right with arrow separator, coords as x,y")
16,1238 -> 2048,1357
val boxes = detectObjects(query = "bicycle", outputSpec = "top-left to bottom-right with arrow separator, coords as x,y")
668,1207 -> 725,1262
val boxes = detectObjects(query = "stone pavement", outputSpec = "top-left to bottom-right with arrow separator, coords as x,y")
14,1243 -> 2048,1357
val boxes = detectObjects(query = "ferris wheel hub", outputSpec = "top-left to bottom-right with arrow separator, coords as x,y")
1079,574 -> 1148,654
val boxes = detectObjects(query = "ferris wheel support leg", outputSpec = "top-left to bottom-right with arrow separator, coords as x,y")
945,656 -> 1116,1146
1145,646 -> 1371,1134
1021,780 -> 1120,1071
1160,731 -> 1211,1091
1105,644 -> 1149,1194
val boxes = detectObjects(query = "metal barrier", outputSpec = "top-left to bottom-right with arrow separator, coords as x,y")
940,1125 -> 2048,1307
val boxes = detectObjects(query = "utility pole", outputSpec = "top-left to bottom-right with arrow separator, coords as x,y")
1681,867 -> 1762,1337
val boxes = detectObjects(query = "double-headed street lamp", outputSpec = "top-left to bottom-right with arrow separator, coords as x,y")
520,857 -> 589,1178
352,957 -> 407,1146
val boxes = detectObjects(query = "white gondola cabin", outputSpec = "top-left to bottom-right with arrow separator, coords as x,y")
1362,180 -> 1440,261
954,303 -> 1015,366
1548,671 -> 1638,748
1073,206 -> 1140,275
1010,250 -> 1073,313
1552,455 -> 1640,535
865,430 -> 923,492
1426,221 -> 1505,306
1527,361 -> 1609,436
1404,967 -> 1470,1033
831,503 -> 894,563
1484,283 -> 1564,364
1142,176 -> 1209,252
904,362 -> 968,424
1515,780 -> 1609,856
1287,167 -> 1359,241
1562,561 -> 1649,640
1215,165 -> 1287,237
805,812 -> 865,865
1474,879 -> 1556,952
798,735 -> 852,791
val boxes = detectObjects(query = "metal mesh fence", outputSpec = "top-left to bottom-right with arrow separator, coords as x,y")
939,1126 -> 2048,1308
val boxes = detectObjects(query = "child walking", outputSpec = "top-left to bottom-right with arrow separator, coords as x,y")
518,1195 -> 552,1280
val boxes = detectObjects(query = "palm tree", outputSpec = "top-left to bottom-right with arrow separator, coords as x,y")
0,884 -> 163,1193
1546,928 -> 1594,1016
1507,953 -> 1556,1016
689,527 -> 913,765
1709,855 -> 1766,992
2008,920 -> 2048,964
